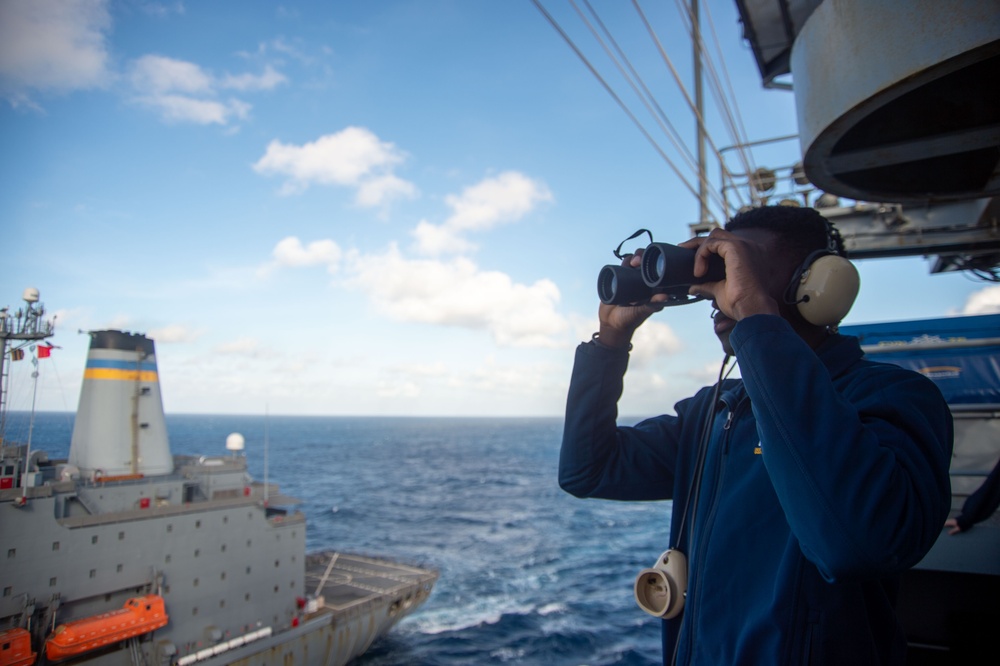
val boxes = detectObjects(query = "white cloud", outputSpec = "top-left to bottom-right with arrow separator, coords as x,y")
260,36 -> 317,67
467,356 -> 555,395
46,307 -> 80,330
252,127 -> 417,206
356,174 -> 418,208
962,285 -> 1000,314
272,236 -> 342,267
258,236 -> 343,276
570,315 -> 681,365
134,2 -> 185,18
130,54 -> 212,94
388,361 -> 450,378
376,380 -> 420,398
0,0 -> 112,107
215,337 -> 262,357
107,315 -> 132,330
411,219 -> 475,256
220,64 -> 287,92
128,54 -> 282,125
688,359 -> 736,385
629,320 -> 683,367
136,93 -> 235,125
148,324 -> 202,344
445,171 -> 553,232
346,244 -> 568,348
413,171 -> 552,256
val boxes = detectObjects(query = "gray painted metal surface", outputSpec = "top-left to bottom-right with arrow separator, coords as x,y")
0,327 -> 436,665
717,3 -> 1000,655
734,0 -> 822,87
790,0 -> 1000,203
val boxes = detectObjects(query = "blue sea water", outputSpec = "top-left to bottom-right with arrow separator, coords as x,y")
13,413 -> 670,666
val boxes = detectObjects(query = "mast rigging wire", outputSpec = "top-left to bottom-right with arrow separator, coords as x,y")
576,0 -> 701,185
672,0 -> 758,210
531,0 -> 718,217
533,0 -> 769,222
629,0 -> 733,215
572,0 -> 723,216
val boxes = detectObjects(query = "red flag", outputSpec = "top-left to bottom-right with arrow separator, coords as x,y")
37,344 -> 52,358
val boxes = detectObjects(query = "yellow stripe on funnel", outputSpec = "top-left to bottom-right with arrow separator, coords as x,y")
83,369 -> 159,382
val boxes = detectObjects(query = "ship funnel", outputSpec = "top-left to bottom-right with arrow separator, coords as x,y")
69,330 -> 174,478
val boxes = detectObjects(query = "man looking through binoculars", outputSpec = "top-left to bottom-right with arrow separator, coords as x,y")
559,205 -> 953,665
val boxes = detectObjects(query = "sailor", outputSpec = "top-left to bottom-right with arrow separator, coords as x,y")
559,205 -> 953,665
945,457 -> 1000,535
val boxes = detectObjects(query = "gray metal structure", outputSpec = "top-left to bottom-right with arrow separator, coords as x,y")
0,308 -> 436,666
731,0 -> 1000,275
729,1 -> 1000,662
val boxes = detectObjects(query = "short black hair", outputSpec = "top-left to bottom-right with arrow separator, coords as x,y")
724,205 -> 847,260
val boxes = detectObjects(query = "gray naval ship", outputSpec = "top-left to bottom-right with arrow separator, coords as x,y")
0,288 -> 437,666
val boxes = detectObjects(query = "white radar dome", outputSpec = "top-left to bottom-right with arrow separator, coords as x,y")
225,433 -> 246,452
22,287 -> 40,303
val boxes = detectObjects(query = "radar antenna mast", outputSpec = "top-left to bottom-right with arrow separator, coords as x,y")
0,288 -> 55,439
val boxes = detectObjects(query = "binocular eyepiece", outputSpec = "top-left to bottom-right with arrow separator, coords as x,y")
598,242 -> 726,305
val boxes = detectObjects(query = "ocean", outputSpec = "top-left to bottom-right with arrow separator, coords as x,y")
16,413 -> 669,665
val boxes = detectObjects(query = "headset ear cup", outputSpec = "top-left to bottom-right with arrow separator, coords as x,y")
795,255 -> 860,326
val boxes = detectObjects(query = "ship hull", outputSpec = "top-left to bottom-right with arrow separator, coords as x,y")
0,455 -> 436,666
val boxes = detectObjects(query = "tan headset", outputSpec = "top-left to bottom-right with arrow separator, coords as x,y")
784,228 -> 860,327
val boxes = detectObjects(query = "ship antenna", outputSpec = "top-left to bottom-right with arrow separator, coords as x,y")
0,288 -> 54,437
22,347 -> 41,503
264,403 -> 270,508
0,289 -> 55,506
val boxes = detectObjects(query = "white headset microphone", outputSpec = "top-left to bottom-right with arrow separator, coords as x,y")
632,226 -> 860,621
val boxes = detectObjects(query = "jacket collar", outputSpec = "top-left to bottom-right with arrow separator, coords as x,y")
717,332 -> 863,407
815,332 -> 865,379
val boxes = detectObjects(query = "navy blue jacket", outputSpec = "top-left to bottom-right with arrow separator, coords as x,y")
560,315 -> 953,665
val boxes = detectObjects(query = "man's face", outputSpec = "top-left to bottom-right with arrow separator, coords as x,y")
710,227 -> 802,356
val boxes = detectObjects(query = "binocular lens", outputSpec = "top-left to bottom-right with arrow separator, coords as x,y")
597,265 -> 654,305
641,242 -> 725,289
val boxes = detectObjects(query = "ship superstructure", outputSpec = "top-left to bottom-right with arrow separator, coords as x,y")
728,3 -> 1000,661
535,0 -> 998,661
0,291 -> 436,666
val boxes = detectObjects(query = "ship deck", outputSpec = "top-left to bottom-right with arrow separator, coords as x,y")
305,551 -> 438,616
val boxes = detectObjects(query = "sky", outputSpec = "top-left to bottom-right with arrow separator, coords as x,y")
2,0 -> 997,418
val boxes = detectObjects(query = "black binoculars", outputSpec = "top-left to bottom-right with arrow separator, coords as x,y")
597,242 -> 726,305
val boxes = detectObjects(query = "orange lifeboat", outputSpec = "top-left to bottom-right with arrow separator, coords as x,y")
45,595 -> 168,662
0,627 -> 36,666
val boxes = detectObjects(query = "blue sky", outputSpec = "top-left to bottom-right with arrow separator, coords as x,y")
3,0 -> 996,417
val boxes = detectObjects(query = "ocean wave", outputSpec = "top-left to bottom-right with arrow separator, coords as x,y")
538,602 -> 567,616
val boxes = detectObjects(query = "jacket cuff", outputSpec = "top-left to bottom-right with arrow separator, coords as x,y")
589,332 -> 633,353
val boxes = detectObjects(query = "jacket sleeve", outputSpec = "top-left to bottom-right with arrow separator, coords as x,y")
956,457 -> 1000,530
731,315 -> 953,581
558,340 -> 686,501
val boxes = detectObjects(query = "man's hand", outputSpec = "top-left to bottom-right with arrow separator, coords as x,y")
683,228 -> 783,321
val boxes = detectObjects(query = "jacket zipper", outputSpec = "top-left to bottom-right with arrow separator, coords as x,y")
681,394 -> 748,663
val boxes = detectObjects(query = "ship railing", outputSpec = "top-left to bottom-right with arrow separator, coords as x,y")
716,134 -> 862,220
715,136 -> 1000,272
